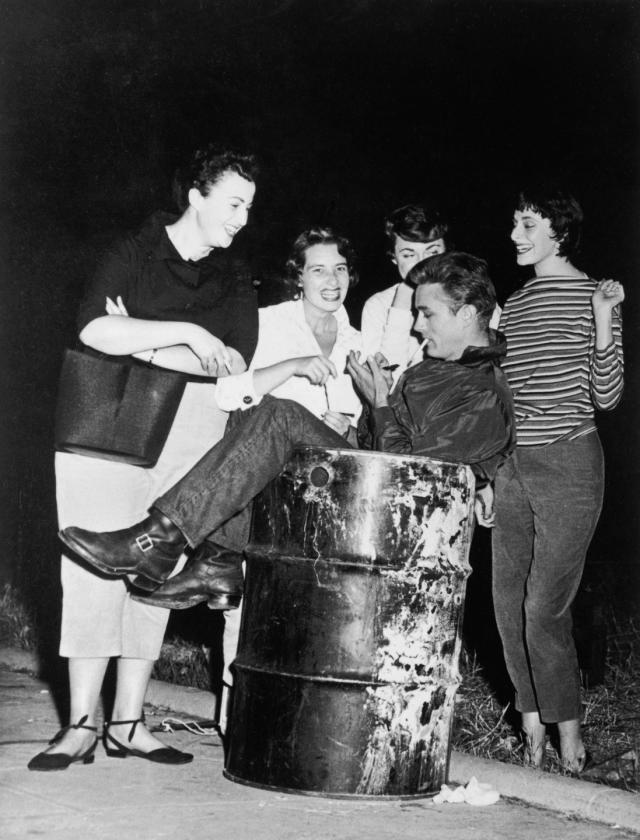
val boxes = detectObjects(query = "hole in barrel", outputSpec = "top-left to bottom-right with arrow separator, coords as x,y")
309,466 -> 331,487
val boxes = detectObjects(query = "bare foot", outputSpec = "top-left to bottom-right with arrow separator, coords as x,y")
522,711 -> 546,769
558,718 -> 587,774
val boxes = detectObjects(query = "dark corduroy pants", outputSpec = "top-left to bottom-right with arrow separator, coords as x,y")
492,433 -> 604,722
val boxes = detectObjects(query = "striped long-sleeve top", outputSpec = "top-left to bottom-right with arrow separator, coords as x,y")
499,276 -> 624,447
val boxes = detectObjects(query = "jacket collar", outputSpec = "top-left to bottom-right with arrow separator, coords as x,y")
458,329 -> 507,365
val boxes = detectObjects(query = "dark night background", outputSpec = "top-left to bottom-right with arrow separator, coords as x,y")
1,0 -> 638,672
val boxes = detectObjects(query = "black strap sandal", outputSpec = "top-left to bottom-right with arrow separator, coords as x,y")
103,717 -> 193,764
28,714 -> 98,771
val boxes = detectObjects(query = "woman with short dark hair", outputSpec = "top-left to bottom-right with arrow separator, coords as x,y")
361,204 -> 450,370
29,144 -> 260,770
210,226 -> 363,435
487,185 -> 624,774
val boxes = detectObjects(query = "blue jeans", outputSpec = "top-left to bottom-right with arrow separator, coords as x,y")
155,396 -> 350,552
492,433 -> 604,723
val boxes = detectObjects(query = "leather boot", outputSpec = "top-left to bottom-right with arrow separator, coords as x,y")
130,542 -> 244,610
59,510 -> 187,584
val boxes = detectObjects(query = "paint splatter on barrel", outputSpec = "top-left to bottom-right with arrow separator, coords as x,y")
224,447 -> 475,798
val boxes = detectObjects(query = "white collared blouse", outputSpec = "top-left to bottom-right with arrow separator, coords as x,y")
216,299 -> 363,424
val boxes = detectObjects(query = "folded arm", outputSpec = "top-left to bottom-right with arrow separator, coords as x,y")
88,295 -> 236,378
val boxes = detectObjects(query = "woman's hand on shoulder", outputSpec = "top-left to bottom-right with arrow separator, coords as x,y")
592,280 -> 625,316
292,355 -> 337,385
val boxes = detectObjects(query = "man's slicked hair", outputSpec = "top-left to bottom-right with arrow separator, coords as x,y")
409,251 -> 496,330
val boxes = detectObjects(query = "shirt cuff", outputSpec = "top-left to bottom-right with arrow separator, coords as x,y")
594,340 -> 617,362
370,405 -> 394,444
215,371 -> 263,412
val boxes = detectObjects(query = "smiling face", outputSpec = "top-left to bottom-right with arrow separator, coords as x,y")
300,243 -> 350,315
392,235 -> 446,280
511,208 -> 560,271
190,170 -> 255,250
413,282 -> 468,361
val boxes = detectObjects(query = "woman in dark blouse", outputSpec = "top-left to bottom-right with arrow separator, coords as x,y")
29,145 -> 259,770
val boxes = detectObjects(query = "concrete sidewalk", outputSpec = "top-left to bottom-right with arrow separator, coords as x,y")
1,647 -> 639,839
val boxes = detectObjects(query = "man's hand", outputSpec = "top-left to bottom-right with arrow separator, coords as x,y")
346,351 -> 393,408
474,484 -> 495,528
346,350 -> 375,403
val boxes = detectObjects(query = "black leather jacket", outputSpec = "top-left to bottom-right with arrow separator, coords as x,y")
359,331 -> 516,486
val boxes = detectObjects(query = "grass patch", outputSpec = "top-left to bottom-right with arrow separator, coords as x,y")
152,637 -> 212,690
453,621 -> 640,792
0,583 -> 37,651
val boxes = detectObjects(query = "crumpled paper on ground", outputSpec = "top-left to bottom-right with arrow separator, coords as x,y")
433,776 -> 500,806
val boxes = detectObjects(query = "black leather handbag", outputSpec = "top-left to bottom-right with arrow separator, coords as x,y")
54,347 -> 188,467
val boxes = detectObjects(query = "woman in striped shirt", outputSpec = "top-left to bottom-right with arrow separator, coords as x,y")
483,186 -> 624,774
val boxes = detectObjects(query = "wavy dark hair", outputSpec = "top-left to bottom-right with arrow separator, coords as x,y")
408,251 -> 496,330
516,185 -> 583,259
384,204 -> 452,256
172,144 -> 259,212
282,227 -> 359,300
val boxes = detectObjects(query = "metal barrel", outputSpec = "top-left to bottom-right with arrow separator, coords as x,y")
224,447 -> 475,798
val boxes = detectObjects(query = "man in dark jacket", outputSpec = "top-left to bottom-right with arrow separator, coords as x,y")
60,252 -> 515,607
350,251 -> 514,489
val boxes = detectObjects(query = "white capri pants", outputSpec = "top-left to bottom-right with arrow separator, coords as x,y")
57,382 -> 228,660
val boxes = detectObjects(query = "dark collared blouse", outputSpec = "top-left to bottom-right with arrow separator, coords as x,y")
77,211 -> 259,367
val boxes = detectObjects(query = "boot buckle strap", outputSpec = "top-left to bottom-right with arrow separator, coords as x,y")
136,533 -> 154,552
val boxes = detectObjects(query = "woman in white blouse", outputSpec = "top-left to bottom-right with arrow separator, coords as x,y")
134,227 -> 364,721
362,204 -> 501,379
216,226 -> 363,436
361,204 -> 449,373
